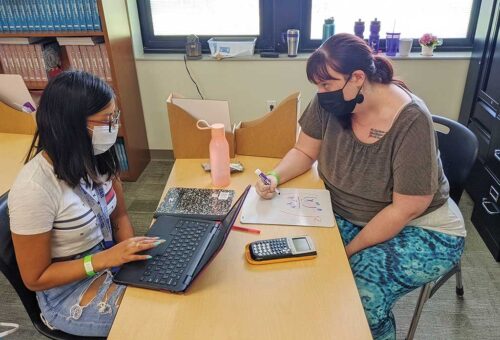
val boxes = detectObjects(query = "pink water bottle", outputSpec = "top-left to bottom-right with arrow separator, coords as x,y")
209,123 -> 230,187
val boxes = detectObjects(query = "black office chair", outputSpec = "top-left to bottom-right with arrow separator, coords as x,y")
406,115 -> 478,340
0,191 -> 105,340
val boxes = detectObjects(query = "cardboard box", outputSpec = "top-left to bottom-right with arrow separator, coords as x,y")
235,92 -> 300,158
167,94 -> 235,158
166,92 -> 300,159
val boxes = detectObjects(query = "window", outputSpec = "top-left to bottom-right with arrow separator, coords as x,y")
138,0 -> 273,53
150,0 -> 259,36
310,0 -> 474,40
137,0 -> 480,53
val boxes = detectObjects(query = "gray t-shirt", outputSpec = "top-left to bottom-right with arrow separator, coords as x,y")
299,92 -> 449,225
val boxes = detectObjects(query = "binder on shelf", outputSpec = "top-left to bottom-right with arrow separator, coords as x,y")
167,93 -> 236,158
91,0 -> 101,31
84,0 -> 94,31
36,1 -> 48,32
10,1 -> 21,32
76,0 -> 87,31
235,92 -> 300,158
18,2 -> 29,32
29,0 -> 40,31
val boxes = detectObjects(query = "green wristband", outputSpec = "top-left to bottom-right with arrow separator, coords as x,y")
83,255 -> 96,277
267,170 -> 280,185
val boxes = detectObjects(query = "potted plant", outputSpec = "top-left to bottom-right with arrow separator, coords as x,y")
419,33 -> 443,56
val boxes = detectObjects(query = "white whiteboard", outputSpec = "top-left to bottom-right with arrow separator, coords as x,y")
240,187 -> 335,228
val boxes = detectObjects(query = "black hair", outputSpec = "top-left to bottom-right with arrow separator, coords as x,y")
26,70 -> 119,187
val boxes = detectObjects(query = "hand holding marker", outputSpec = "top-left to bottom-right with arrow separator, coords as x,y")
255,169 -> 280,195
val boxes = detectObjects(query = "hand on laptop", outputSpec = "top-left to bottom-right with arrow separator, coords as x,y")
94,236 -> 165,269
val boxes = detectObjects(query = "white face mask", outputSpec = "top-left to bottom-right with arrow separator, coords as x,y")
89,125 -> 118,155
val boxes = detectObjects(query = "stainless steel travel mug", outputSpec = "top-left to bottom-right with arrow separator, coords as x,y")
287,29 -> 300,57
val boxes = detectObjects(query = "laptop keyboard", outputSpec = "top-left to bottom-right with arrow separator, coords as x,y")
139,220 -> 211,287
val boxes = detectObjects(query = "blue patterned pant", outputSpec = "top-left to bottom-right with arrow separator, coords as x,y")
336,215 -> 465,340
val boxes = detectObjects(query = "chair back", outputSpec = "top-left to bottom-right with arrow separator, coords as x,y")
0,191 -> 106,340
0,191 -> 42,322
432,115 -> 478,204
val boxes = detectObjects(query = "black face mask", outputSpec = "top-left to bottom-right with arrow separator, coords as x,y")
317,77 -> 364,118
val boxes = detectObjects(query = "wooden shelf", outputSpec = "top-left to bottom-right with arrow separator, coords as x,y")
0,31 -> 104,38
0,0 -> 150,182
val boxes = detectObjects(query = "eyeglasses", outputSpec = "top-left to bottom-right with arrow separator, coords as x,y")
88,109 -> 121,133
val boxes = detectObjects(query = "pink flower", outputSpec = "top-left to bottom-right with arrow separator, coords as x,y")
419,33 -> 442,48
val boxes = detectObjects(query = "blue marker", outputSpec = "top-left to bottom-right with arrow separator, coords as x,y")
255,169 -> 280,195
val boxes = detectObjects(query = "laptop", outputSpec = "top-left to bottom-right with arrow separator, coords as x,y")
113,185 -> 250,292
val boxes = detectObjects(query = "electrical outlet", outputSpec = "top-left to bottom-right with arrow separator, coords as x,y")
266,100 -> 277,111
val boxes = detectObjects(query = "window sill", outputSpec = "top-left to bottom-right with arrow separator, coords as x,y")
135,51 -> 471,61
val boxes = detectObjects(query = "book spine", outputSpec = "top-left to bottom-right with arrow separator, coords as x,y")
91,0 -> 101,31
29,0 -> 40,31
84,0 -> 93,31
74,45 -> 85,70
0,46 -> 10,73
79,45 -> 91,73
36,1 -> 47,31
77,0 -> 87,31
24,45 -> 36,83
56,0 -> 67,31
17,2 -> 29,32
44,0 -> 54,31
24,0 -> 36,32
49,0 -> 60,31
99,44 -> 112,82
87,45 -> 98,76
64,1 -> 74,31
10,0 -> 21,32
14,45 -> 29,82
30,45 -> 42,84
34,44 -> 48,82
65,46 -> 75,70
94,45 -> 106,80
4,45 -> 18,75
5,1 -> 14,32
0,2 -> 8,32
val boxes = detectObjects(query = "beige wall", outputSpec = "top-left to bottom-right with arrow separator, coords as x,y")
126,1 -> 470,151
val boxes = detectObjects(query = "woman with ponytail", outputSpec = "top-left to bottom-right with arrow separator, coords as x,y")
255,33 -> 465,339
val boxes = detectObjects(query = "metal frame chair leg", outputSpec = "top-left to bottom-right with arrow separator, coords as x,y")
406,283 -> 432,340
455,260 -> 464,296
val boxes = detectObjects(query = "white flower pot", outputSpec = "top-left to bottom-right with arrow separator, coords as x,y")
421,45 -> 434,56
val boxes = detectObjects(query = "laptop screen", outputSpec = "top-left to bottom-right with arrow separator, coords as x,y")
192,185 -> 250,277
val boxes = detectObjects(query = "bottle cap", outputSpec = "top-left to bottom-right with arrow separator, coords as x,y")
324,17 -> 334,24
211,123 -> 225,137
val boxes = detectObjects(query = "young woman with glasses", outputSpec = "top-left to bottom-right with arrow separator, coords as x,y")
8,71 -> 163,337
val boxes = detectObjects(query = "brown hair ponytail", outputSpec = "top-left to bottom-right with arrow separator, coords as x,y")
306,33 -> 409,90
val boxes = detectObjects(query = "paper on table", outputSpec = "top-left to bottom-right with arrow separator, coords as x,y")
0,74 -> 36,114
240,186 -> 335,228
171,96 -> 232,132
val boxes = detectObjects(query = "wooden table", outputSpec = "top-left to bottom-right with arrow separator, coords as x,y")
109,156 -> 371,340
0,133 -> 33,195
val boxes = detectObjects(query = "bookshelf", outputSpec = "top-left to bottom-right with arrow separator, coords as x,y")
0,0 -> 150,181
